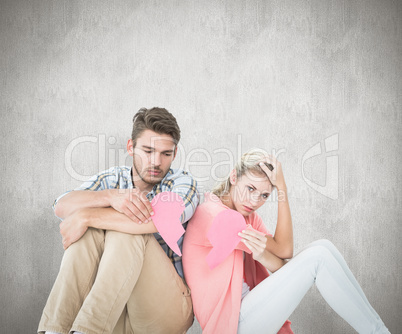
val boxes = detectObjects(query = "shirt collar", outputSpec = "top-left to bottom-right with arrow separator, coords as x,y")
128,167 -> 174,195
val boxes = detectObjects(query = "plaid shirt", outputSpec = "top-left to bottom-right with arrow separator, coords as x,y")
53,166 -> 199,278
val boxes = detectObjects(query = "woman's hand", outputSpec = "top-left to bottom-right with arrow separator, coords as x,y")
259,156 -> 286,191
239,229 -> 286,272
238,229 -> 267,262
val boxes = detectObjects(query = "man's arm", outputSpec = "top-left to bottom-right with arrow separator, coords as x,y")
87,207 -> 158,233
55,189 -> 153,223
59,170 -> 199,249
53,167 -> 153,223
53,168 -> 116,219
59,207 -> 158,249
167,170 -> 199,225
54,190 -> 110,219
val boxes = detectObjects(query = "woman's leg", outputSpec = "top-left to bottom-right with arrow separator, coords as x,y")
238,239 -> 390,334
308,239 -> 381,321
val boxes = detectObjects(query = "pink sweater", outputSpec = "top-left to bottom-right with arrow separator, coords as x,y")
183,193 -> 293,334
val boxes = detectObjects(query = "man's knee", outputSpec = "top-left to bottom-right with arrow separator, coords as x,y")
64,228 -> 105,255
104,231 -> 151,252
105,230 -> 148,242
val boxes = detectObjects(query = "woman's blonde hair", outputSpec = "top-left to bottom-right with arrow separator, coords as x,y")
212,148 -> 269,197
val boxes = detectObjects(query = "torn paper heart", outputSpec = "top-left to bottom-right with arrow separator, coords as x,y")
151,192 -> 185,256
206,209 -> 247,269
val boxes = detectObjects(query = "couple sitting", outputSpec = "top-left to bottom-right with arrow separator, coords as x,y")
38,107 -> 390,334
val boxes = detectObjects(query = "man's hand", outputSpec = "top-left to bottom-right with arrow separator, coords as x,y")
107,189 -> 154,224
59,209 -> 89,250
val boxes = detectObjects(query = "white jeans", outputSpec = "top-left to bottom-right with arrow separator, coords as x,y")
238,239 -> 390,334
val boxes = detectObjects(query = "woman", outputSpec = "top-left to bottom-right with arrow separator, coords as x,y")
182,149 -> 390,334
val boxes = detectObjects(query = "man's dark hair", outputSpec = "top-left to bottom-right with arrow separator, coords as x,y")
131,107 -> 181,147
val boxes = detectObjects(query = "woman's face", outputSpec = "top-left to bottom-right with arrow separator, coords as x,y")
229,171 -> 273,216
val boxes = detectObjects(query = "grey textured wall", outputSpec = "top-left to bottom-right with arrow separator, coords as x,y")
1,0 -> 401,333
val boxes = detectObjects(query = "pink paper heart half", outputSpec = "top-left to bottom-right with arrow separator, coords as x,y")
151,192 -> 185,256
206,209 -> 247,269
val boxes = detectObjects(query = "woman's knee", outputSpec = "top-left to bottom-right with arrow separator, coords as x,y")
297,242 -> 334,264
311,239 -> 336,251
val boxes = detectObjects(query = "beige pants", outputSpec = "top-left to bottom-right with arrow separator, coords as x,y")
38,228 -> 193,334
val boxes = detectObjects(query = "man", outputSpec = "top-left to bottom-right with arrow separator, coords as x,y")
38,107 -> 199,334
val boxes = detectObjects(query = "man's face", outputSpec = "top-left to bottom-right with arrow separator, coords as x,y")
128,129 -> 177,188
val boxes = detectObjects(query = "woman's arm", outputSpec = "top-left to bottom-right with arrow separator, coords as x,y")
238,229 -> 286,272
260,159 -> 294,259
258,249 -> 287,273
266,184 -> 293,259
